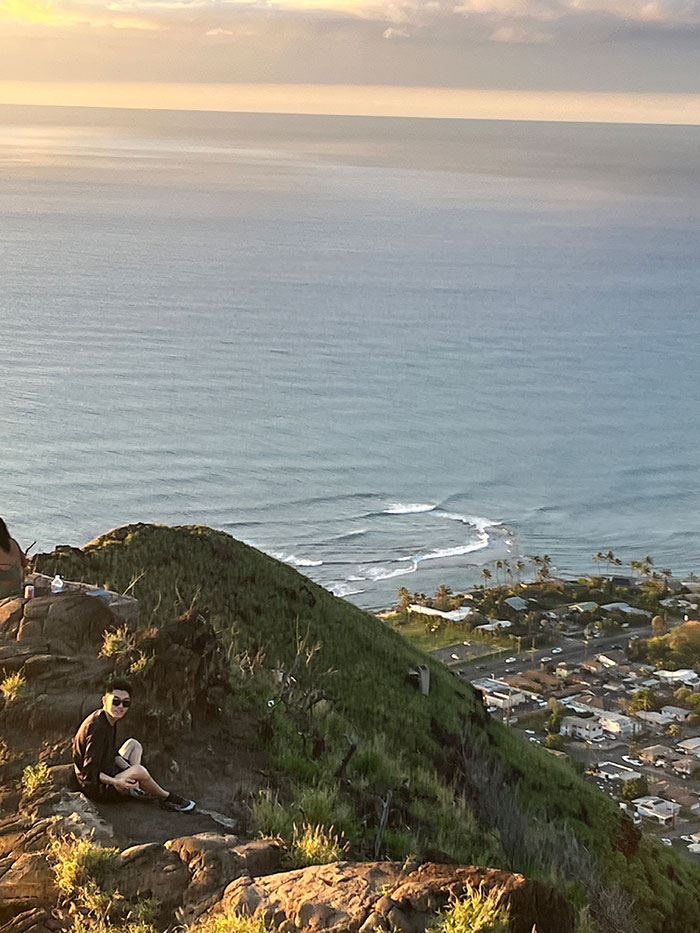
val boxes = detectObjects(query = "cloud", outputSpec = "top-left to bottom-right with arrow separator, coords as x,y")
489,22 -> 551,40
1,0 -> 162,27
2,0 -> 700,91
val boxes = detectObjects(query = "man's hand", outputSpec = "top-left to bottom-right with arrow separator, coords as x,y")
113,775 -> 139,793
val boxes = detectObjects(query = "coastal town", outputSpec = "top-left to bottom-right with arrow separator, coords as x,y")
385,561 -> 700,862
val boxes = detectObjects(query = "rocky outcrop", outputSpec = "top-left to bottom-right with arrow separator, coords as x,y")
166,834 -> 282,922
0,570 -> 576,933
217,860 -> 575,933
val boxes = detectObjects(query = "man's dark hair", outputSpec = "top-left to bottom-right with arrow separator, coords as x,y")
106,678 -> 133,696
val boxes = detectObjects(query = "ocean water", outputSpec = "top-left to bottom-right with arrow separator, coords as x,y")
1,105 -> 699,608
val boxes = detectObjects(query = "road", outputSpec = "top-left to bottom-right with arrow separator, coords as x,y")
458,624 -> 652,682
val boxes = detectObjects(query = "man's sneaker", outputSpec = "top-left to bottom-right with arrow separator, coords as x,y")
129,786 -> 156,800
160,792 -> 196,812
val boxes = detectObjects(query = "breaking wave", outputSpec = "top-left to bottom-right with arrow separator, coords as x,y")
383,503 -> 436,514
270,551 -> 324,568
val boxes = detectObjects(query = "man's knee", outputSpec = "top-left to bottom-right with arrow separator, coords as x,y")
131,764 -> 150,780
119,738 -> 142,757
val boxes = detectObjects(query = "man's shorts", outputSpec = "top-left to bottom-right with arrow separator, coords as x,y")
76,761 -> 127,803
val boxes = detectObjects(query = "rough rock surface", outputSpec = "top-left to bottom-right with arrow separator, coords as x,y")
219,860 -> 575,933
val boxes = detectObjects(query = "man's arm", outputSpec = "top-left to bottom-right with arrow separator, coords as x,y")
79,721 -> 129,788
99,770 -> 137,790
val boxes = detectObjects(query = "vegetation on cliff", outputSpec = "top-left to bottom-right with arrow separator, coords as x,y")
35,523 -> 700,933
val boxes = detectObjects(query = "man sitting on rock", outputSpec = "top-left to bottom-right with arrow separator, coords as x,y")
72,678 -> 195,812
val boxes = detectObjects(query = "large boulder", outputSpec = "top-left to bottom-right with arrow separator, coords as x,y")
166,834 -> 282,922
0,854 -> 57,923
219,861 -> 575,933
118,842 -> 190,913
0,600 -> 25,640
0,907 -> 53,933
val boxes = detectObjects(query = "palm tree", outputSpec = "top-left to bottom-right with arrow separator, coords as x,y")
515,560 -> 525,583
481,568 -> 492,588
593,552 -> 606,577
495,560 -> 504,585
539,554 -> 552,581
433,584 -> 453,611
397,586 -> 411,612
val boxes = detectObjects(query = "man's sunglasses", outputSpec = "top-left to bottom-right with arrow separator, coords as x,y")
111,697 -> 131,708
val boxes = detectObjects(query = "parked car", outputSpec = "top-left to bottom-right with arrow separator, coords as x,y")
525,729 -> 536,735
505,657 -> 517,664
622,756 -> 642,766
551,647 -> 563,654
541,656 -> 552,663
661,838 -> 673,847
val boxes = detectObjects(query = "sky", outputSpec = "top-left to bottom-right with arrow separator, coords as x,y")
1,0 -> 700,119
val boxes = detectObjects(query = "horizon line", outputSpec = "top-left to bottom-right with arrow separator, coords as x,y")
2,82 -> 700,126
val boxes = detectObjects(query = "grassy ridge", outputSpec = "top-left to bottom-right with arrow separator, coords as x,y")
36,524 -> 700,932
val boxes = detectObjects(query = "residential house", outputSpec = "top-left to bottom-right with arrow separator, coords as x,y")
601,602 -> 652,619
632,796 -> 681,825
598,711 -> 641,737
635,710 -> 674,729
409,605 -> 473,622
476,619 -> 513,633
598,761 -> 641,782
650,780 -> 700,813
662,705 -> 692,723
504,596 -> 529,612
596,650 -> 627,668
561,715 -> 604,742
640,744 -> 676,765
656,669 -> 700,689
672,757 -> 700,779
677,737 -> 700,757
471,679 -> 526,711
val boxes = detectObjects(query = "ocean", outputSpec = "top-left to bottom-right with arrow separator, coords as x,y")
2,105 -> 699,609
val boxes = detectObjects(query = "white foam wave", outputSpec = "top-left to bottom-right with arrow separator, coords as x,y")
416,534 -> 490,562
328,583 -> 367,598
439,511 -> 502,531
384,503 -> 436,515
334,528 -> 369,541
270,551 -> 324,568
364,562 -> 418,582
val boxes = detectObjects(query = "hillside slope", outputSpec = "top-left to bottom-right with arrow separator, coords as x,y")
35,523 -> 700,933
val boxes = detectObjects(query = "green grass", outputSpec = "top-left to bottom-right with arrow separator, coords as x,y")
386,615 -> 475,653
35,523 -> 700,933
99,624 -> 136,659
283,822 -> 348,869
196,916 -> 272,933
428,888 -> 510,933
51,835 -> 120,897
0,669 -> 29,703
22,760 -> 52,795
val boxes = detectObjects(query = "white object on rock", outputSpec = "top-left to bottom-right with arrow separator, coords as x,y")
50,574 -> 64,593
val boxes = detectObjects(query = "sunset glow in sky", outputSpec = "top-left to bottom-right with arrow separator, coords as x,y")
2,0 -> 700,121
